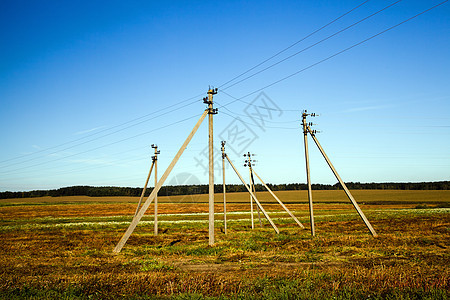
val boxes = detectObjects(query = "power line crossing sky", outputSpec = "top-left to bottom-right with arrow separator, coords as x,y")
1,0 -> 449,191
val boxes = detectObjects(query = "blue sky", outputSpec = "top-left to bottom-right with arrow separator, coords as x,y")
1,0 -> 449,192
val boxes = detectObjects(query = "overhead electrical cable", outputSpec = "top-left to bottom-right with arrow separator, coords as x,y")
2,100 -> 198,168
214,99 -> 300,123
0,93 -> 203,166
220,110 -> 298,130
1,113 -> 203,176
218,0 -> 449,108
218,90 -> 303,112
1,154 -> 152,183
4,1 -> 448,190
0,1 -> 380,174
220,0 -> 402,91
218,0 -> 371,88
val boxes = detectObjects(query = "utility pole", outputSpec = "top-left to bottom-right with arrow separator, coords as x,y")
301,112 -> 378,238
151,144 -> 160,235
245,152 -> 262,227
114,109 -> 209,253
225,153 -> 280,234
245,153 -> 254,228
252,169 -> 305,229
203,88 -> 218,246
306,125 -> 378,237
302,111 -> 315,236
221,141 -> 227,235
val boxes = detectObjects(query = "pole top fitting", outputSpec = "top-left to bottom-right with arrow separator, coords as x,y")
243,152 -> 256,168
208,87 -> 218,95
204,88 -> 217,109
151,144 -> 160,153
302,110 -> 317,118
151,144 -> 160,160
221,141 -> 226,158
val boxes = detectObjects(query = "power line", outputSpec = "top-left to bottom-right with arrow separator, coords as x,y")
218,90 -> 303,112
0,113 -> 203,176
22,1 -> 370,170
0,100 -> 201,169
218,0 -> 371,89
4,1 -> 448,190
220,110 -> 298,130
220,0 -> 402,91
0,2 -> 393,172
0,93 -> 203,166
214,99 -> 300,124
0,153 -> 152,183
219,0 -> 449,108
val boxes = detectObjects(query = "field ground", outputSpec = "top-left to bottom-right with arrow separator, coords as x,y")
0,190 -> 449,299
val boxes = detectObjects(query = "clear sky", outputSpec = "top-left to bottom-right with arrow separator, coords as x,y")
1,0 -> 449,192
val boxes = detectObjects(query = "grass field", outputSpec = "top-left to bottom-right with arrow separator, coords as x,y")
0,190 -> 449,299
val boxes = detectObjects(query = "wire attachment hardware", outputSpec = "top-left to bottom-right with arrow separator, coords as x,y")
151,144 -> 160,161
243,152 -> 256,168
221,141 -> 226,159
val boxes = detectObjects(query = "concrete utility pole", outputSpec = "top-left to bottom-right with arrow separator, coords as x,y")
245,152 -> 262,227
300,112 -> 378,238
203,88 -> 218,246
221,141 -> 227,235
151,144 -> 160,236
225,154 -> 280,234
252,169 -> 305,229
306,126 -> 378,237
247,158 -> 254,229
113,109 -> 209,253
302,111 -> 315,236
251,171 -> 262,227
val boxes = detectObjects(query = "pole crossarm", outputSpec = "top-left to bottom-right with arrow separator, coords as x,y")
113,110 -> 209,253
225,154 -> 280,234
306,126 -> 378,237
252,169 -> 305,229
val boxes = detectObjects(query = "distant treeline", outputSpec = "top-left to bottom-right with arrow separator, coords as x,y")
0,181 -> 449,199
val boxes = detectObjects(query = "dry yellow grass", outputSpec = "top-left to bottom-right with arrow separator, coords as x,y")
0,190 -> 448,298
2,189 -> 449,205
0,205 -> 448,299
